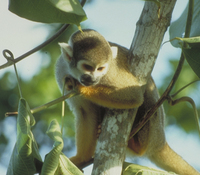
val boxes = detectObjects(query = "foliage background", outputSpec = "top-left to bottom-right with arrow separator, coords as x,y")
0,0 -> 199,174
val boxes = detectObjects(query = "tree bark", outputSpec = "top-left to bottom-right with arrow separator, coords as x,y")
92,109 -> 137,175
92,1 -> 177,175
129,0 -> 177,85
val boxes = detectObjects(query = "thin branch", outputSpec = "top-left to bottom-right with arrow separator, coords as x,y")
171,79 -> 199,98
0,24 -> 69,69
5,90 -> 78,117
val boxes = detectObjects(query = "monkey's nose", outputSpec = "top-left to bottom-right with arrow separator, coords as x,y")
80,74 -> 95,86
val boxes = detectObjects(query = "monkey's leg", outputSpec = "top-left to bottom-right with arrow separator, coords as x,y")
70,106 -> 99,167
149,142 -> 200,175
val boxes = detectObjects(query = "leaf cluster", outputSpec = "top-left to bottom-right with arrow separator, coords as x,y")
6,98 -> 83,175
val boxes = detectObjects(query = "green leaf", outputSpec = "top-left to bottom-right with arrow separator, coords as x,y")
41,119 -> 83,175
172,37 -> 200,78
8,0 -> 87,26
169,0 -> 200,47
183,47 -> 200,79
41,120 -> 63,175
122,162 -> 177,175
55,152 -> 83,175
6,98 -> 43,175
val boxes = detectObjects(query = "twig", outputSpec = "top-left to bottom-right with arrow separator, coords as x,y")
171,80 -> 199,98
5,90 -> 79,117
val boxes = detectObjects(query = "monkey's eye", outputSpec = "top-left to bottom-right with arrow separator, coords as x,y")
97,67 -> 105,71
83,64 -> 94,71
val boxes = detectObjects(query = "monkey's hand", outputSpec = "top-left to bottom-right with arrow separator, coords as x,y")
64,75 -> 77,91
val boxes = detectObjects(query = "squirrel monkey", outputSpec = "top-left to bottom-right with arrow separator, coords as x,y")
55,29 -> 199,175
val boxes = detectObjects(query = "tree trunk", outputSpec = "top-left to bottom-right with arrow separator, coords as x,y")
92,1 -> 177,175
92,109 -> 138,175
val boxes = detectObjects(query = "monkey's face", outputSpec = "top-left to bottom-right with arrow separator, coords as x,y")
73,59 -> 109,86
59,29 -> 118,87
59,42 -> 110,87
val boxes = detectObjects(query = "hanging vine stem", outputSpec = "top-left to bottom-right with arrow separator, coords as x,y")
167,95 -> 200,135
0,0 -> 86,70
130,0 -> 195,138
61,81 -> 66,135
3,50 -> 23,98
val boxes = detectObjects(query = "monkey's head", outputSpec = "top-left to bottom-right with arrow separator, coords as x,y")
59,29 -> 118,86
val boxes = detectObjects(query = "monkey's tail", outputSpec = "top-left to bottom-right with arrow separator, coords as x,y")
149,142 -> 200,175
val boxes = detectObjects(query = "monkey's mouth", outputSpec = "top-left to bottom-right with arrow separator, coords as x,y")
80,80 -> 98,86
80,74 -> 98,86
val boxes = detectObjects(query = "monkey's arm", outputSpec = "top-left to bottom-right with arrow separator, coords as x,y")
77,83 -> 144,109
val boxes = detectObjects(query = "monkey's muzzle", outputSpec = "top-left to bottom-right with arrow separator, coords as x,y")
80,74 -> 98,86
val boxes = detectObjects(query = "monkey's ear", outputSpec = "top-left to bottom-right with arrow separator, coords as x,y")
111,46 -> 118,59
58,42 -> 73,62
